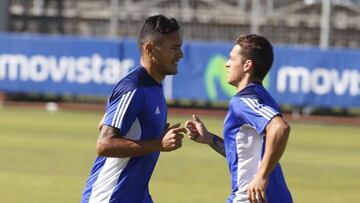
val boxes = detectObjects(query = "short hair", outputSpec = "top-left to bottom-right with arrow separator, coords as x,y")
137,15 -> 180,50
236,34 -> 273,80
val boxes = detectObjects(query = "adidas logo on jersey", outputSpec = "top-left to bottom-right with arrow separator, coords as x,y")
155,106 -> 161,115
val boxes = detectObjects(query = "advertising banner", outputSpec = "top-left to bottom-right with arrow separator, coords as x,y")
0,33 -> 138,96
270,46 -> 360,108
0,33 -> 359,107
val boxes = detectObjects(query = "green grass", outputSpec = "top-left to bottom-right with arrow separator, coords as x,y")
0,107 -> 359,202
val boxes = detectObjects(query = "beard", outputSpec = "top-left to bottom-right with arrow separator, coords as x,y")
160,63 -> 178,75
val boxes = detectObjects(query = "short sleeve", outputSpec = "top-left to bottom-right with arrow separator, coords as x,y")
103,88 -> 143,136
231,96 -> 280,134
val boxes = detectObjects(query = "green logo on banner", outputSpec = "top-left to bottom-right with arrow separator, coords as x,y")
205,55 -> 237,100
205,55 -> 270,100
263,73 -> 270,89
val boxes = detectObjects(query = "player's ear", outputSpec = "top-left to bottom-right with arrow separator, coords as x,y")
144,42 -> 155,57
243,59 -> 253,72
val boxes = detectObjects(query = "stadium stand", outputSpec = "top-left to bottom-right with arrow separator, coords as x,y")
7,0 -> 360,48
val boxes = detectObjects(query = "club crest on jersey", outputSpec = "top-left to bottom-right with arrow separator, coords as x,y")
155,106 -> 161,115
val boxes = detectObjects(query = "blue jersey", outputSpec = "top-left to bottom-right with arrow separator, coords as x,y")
81,66 -> 167,203
224,82 -> 292,203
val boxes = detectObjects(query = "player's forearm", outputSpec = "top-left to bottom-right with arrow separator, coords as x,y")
258,122 -> 290,178
208,133 -> 226,157
96,137 -> 162,158
96,125 -> 163,158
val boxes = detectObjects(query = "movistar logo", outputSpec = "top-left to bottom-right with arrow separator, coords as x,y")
205,55 -> 270,100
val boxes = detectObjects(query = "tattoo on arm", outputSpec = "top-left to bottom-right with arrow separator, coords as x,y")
209,134 -> 226,157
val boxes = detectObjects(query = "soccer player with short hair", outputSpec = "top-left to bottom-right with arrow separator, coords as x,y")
186,34 -> 293,203
81,15 -> 186,203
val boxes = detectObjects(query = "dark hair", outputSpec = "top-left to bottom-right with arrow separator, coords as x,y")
137,15 -> 180,49
236,34 -> 273,80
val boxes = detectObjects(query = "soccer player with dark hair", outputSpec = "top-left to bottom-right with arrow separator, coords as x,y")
186,34 -> 293,203
81,15 -> 186,203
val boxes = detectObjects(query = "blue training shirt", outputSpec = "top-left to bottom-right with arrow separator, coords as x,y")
224,82 -> 293,203
81,66 -> 167,203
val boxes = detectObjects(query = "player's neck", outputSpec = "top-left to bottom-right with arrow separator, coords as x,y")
236,76 -> 261,92
236,81 -> 249,92
140,59 -> 164,84
236,75 -> 251,92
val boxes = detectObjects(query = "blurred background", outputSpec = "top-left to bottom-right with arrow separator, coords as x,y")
0,0 -> 359,115
0,1 -> 359,203
3,0 -> 360,46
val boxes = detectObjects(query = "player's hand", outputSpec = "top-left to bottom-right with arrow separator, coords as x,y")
184,115 -> 212,144
160,123 -> 186,151
247,175 -> 268,203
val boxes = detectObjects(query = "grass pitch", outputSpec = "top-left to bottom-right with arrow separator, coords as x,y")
0,107 -> 359,202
